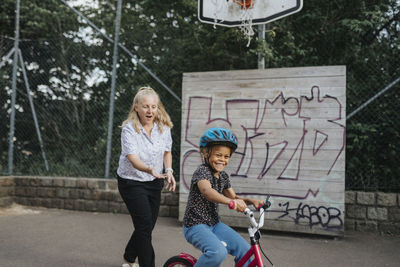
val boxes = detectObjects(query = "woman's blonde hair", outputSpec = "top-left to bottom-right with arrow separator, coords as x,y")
121,87 -> 173,133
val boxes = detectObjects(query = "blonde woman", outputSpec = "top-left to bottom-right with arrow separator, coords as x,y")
117,87 -> 176,267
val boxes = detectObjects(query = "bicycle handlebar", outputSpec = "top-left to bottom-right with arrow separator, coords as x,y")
243,207 -> 264,229
243,197 -> 271,230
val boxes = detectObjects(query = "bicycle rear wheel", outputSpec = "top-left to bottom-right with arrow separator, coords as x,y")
163,256 -> 194,267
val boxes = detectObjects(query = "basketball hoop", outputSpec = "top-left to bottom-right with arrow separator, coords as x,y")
198,0 -> 303,46
232,0 -> 255,10
209,0 -> 256,46
233,0 -> 256,46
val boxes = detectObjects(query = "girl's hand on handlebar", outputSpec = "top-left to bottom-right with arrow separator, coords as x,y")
249,199 -> 265,210
229,199 -> 247,212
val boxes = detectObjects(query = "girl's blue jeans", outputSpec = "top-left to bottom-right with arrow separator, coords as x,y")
183,222 -> 250,267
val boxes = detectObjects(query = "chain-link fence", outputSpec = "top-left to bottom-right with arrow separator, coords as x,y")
0,34 -> 181,178
345,69 -> 400,192
1,1 -> 399,192
340,34 -> 399,192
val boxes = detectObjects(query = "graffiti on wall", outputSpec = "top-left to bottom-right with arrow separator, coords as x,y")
267,201 -> 344,230
181,86 -> 345,230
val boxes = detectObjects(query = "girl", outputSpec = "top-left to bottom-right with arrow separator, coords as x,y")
183,127 -> 264,267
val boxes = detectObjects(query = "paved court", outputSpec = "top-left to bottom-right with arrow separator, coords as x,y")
0,204 -> 399,267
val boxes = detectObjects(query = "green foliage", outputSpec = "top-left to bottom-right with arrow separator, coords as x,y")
0,0 -> 80,38
346,117 -> 400,192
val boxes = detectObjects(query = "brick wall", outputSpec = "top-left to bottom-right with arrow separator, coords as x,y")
1,177 -> 399,234
0,177 -> 14,207
345,191 -> 400,234
0,176 -> 179,217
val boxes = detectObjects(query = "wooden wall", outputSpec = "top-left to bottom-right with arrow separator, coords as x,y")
179,66 -> 346,236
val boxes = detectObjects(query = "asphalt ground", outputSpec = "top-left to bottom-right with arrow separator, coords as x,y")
1,204 -> 399,267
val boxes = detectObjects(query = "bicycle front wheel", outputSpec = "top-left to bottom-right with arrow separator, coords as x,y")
163,256 -> 194,267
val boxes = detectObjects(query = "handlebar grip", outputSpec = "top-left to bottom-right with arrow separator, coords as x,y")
228,200 -> 236,210
256,201 -> 271,211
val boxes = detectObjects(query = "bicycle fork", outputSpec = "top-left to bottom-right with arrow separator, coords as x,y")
235,218 -> 274,267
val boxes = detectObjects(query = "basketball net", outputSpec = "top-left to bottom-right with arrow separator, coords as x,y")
211,0 -> 256,47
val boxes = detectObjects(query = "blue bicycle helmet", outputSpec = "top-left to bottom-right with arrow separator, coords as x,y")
199,127 -> 238,153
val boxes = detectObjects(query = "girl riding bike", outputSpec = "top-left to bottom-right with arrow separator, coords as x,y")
182,127 -> 264,267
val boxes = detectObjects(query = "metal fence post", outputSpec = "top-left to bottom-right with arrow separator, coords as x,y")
258,24 -> 265,70
105,0 -> 122,178
18,49 -> 49,171
8,0 -> 20,175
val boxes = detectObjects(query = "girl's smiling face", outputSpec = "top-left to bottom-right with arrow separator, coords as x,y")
207,145 -> 231,175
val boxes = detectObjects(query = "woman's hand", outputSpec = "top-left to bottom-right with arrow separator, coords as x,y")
165,169 -> 176,192
147,166 -> 167,179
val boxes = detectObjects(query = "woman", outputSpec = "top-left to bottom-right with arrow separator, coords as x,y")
117,87 -> 176,267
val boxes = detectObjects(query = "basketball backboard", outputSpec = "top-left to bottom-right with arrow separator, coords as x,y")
198,0 -> 303,27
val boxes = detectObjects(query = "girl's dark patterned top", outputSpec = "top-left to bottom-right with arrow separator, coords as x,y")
183,163 -> 231,227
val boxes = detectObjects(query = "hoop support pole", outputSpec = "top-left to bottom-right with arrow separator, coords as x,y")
8,0 -> 21,175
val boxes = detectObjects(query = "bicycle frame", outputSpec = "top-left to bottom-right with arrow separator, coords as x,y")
164,199 -> 273,267
236,243 -> 264,267
235,207 -> 266,267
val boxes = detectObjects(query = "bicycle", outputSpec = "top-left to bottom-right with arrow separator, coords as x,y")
163,196 -> 274,267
